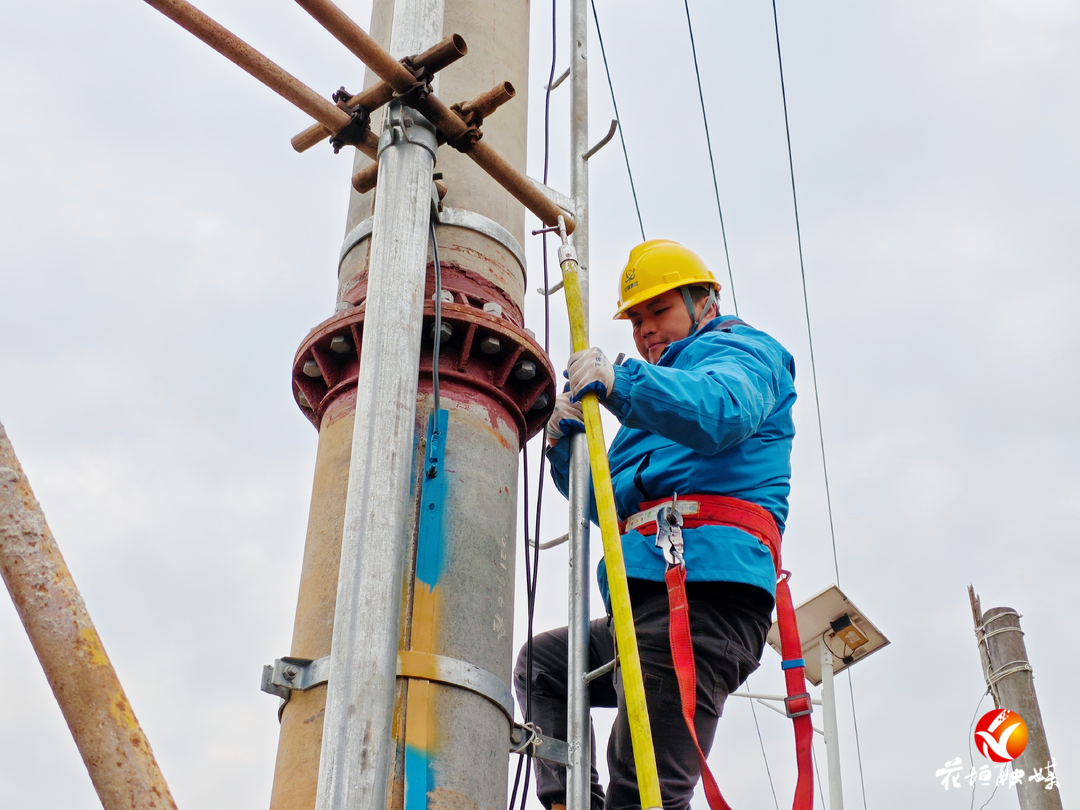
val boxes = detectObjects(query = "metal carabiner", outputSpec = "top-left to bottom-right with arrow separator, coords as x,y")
655,499 -> 685,568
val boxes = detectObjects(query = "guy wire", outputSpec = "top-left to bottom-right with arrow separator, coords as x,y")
771,1 -> 865,804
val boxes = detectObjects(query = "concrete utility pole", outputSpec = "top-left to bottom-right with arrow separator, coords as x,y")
270,1 -> 554,809
969,587 -> 1062,810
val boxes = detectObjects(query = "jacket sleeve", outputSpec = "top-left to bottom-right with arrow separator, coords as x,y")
602,338 -> 783,455
545,437 -> 572,500
544,437 -> 601,525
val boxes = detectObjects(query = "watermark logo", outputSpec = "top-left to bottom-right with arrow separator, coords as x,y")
974,709 -> 1028,763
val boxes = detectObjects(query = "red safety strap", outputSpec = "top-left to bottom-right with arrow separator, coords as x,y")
640,495 -> 814,810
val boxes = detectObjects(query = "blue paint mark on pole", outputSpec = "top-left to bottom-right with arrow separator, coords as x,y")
405,744 -> 433,810
417,409 -> 449,590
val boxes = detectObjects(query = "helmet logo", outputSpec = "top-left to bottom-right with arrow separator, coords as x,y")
624,267 -> 636,282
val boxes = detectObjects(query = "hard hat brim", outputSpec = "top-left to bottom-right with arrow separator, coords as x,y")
613,279 -> 721,320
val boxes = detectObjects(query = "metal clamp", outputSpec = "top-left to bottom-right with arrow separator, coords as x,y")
397,650 -> 515,722
510,724 -> 570,766
378,102 -> 438,162
261,656 -> 331,703
329,87 -> 372,154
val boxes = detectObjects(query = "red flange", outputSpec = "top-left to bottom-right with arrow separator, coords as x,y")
293,295 -> 556,444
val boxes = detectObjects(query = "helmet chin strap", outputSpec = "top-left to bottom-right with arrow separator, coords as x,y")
680,287 -> 718,335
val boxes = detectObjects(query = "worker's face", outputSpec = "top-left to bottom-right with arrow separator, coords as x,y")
626,288 -> 715,364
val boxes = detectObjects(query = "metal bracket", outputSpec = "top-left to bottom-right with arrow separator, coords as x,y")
528,178 -> 575,217
545,65 -> 570,91
378,102 -> 438,162
583,119 -> 618,161
262,649 -> 514,716
398,649 -> 514,720
262,651 -> 570,763
510,724 -> 570,766
339,207 -> 526,279
261,656 -> 331,703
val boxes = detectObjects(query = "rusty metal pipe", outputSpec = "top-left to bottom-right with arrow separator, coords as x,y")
0,421 -> 178,810
350,84 -> 574,231
143,0 -> 350,133
414,94 -> 573,230
455,81 -> 515,122
291,34 -> 468,153
293,0 -> 418,92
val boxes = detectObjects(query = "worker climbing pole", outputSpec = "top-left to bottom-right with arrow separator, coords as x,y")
524,235 -> 815,810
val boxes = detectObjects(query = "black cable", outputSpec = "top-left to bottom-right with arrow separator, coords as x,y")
590,0 -> 645,241
512,5 -> 559,809
770,7 -> 865,805
429,218 -> 443,414
681,0 -> 738,317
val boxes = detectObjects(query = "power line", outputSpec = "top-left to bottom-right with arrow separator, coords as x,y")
681,0 -> 738,317
769,3 -> 867,806
745,676 -> 781,810
590,0 -> 646,241
768,0 -> 839,589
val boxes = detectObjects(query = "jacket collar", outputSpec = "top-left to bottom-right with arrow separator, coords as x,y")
656,314 -> 741,366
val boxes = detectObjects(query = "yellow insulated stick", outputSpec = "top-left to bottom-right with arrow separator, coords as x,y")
555,219 -> 663,810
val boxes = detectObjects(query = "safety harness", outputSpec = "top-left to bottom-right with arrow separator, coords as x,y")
621,494 -> 814,810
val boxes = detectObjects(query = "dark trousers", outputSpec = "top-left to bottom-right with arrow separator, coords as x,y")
513,581 -> 772,810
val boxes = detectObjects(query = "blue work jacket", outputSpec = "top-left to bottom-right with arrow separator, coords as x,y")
547,316 -> 796,605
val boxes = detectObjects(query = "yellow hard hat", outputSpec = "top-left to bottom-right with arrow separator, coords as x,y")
613,240 -> 720,319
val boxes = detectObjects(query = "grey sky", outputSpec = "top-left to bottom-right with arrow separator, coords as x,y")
1,1 -> 1076,808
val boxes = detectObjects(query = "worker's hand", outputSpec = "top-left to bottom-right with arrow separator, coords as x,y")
566,347 -> 615,402
545,391 -> 585,444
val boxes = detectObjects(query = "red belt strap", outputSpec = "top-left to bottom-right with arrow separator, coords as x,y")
635,495 -> 813,810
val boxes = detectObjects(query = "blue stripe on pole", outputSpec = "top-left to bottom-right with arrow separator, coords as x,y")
781,658 -> 805,670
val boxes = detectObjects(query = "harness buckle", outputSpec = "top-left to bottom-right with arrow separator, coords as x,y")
655,494 -> 685,568
784,692 -> 813,718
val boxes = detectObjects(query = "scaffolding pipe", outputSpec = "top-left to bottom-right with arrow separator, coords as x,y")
142,0 -> 351,133
291,34 -> 468,153
294,0 -> 421,93
312,0 -> 445,805
0,422 -> 178,810
565,0 -> 592,807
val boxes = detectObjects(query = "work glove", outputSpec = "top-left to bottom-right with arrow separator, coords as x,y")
545,391 -> 585,444
566,347 -> 615,402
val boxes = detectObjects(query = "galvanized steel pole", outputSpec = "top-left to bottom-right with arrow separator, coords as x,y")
313,2 -> 444,808
820,642 -> 844,810
565,1 -> 592,809
976,602 -> 1062,810
0,422 -> 178,810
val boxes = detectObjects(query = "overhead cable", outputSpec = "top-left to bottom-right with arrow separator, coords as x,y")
745,676 -> 781,810
770,2 -> 868,806
681,0 -> 739,317
590,0 -> 646,241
